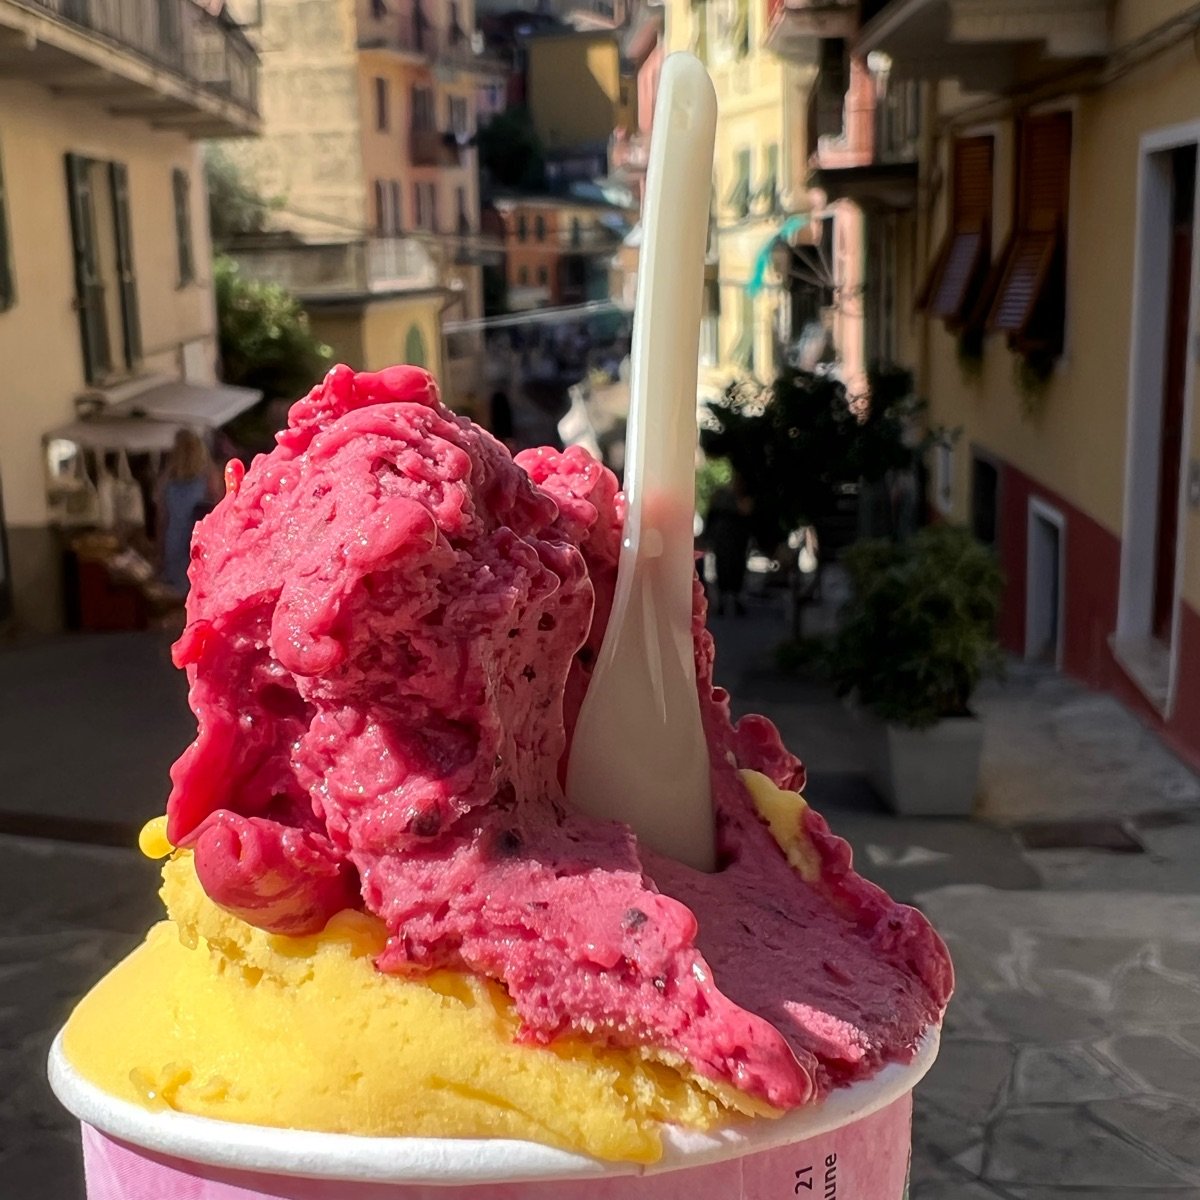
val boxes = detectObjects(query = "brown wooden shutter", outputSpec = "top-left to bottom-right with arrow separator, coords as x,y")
919,136 -> 994,321
109,162 -> 142,369
65,154 -> 112,384
173,167 -> 195,287
988,231 -> 1056,333
0,140 -> 13,312
953,136 -> 993,233
1019,113 -> 1071,233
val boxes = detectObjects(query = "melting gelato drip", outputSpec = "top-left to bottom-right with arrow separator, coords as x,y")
168,364 -> 952,1111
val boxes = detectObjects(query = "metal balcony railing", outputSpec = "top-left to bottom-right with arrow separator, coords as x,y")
9,0 -> 259,114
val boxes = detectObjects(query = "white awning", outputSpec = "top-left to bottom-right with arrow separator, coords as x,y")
108,380 -> 262,427
43,418 -> 181,453
45,380 -> 263,453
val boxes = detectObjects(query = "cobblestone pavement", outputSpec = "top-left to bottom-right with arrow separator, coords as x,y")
4,598 -> 1200,1197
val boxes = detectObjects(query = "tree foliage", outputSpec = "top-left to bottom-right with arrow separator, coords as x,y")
700,365 -> 926,548
214,257 -> 331,403
829,525 -> 1004,728
476,106 -> 547,191
204,147 -> 278,245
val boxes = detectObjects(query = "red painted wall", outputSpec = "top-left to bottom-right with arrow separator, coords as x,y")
993,457 -> 1200,771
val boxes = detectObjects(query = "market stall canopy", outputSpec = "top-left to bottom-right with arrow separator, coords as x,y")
107,379 -> 262,427
46,378 -> 263,452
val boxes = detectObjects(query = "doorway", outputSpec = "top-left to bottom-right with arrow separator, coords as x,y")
1152,146 -> 1195,641
1027,500 -> 1064,666
1119,127 -> 1200,710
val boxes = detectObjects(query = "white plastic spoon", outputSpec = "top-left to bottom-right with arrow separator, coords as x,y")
566,53 -> 718,871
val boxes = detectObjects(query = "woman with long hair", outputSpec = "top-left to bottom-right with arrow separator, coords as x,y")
157,429 -> 221,595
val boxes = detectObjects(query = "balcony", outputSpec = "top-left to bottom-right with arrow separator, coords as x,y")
856,0 -> 1110,91
357,3 -> 504,76
0,0 -> 259,137
810,62 -> 919,211
410,127 -> 466,168
226,236 -> 440,301
765,0 -> 857,62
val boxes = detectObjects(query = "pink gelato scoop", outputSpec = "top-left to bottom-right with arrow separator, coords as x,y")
167,364 -> 952,1111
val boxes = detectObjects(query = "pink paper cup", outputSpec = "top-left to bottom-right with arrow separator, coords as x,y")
50,1027 -> 938,1200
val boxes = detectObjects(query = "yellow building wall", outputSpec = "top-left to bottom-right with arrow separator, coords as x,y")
223,0 -> 365,239
0,78 -> 216,530
924,34 -> 1200,595
527,33 -> 621,152
363,294 -> 446,382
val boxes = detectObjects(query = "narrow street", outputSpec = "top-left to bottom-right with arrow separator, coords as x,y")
2,588 -> 1200,1197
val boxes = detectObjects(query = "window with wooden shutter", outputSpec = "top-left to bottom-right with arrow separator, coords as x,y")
918,136 -> 993,325
375,180 -> 388,234
987,112 -> 1071,353
173,167 -> 195,287
389,181 -> 402,234
0,142 -> 13,312
65,153 -> 112,384
109,162 -> 142,370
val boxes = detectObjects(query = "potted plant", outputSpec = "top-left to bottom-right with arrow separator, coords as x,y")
829,525 -> 1003,815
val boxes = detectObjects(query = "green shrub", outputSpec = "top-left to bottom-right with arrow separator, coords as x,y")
214,256 -> 331,403
830,525 -> 1003,729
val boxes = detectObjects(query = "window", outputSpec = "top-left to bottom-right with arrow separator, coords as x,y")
449,96 -> 469,138
0,141 -> 13,311
371,0 -> 386,16
518,266 -> 529,285
456,185 -> 469,233
536,265 -> 548,285
65,154 -> 141,384
971,456 -> 999,548
375,77 -> 389,131
726,148 -> 751,219
534,214 -> 546,242
404,323 -> 427,368
390,181 -> 403,234
375,180 -> 388,234
172,167 -> 195,287
411,86 -> 435,132
987,112 -> 1072,354
919,136 -> 993,325
517,212 -> 527,241
570,216 -> 582,247
754,144 -> 779,213
413,181 -> 437,231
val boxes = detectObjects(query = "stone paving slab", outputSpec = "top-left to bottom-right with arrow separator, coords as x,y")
913,885 -> 1200,1195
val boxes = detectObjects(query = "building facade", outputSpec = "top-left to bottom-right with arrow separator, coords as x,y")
859,0 -> 1200,765
0,0 -> 260,630
492,194 -> 628,310
662,0 -> 822,393
221,0 -> 497,410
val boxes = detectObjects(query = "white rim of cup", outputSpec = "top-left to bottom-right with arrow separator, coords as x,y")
49,1026 -> 939,1185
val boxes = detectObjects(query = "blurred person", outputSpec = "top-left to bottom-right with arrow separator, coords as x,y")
157,429 -> 221,596
704,473 -> 754,617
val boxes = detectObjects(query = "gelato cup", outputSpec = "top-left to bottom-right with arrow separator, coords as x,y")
50,1027 -> 937,1199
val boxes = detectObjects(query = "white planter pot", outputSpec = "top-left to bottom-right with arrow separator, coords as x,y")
862,714 -> 984,817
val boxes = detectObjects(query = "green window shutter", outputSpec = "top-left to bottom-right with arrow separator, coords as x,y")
726,148 -> 751,219
65,153 -> 112,384
0,143 -> 13,312
404,323 -> 427,367
755,144 -> 779,212
109,161 -> 142,369
173,167 -> 195,287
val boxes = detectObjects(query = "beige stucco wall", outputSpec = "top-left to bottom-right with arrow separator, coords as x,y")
923,31 -> 1200,602
0,77 -> 216,532
0,76 -> 216,630
362,293 -> 445,380
224,0 -> 364,239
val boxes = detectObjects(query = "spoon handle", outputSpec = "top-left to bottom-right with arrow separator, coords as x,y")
566,54 -> 718,871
